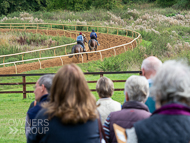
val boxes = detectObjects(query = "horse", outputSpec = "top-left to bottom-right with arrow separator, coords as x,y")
88,39 -> 98,52
69,35 -> 88,60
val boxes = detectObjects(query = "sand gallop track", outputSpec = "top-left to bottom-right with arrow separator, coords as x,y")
0,29 -> 136,74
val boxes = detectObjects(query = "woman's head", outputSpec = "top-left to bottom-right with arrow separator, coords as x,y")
151,60 -> 190,108
43,64 -> 97,124
96,77 -> 114,98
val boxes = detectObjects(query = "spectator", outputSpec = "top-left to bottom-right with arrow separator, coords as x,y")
25,74 -> 54,137
141,56 -> 162,113
96,77 -> 121,124
104,75 -> 151,143
27,64 -> 102,143
126,60 -> 190,143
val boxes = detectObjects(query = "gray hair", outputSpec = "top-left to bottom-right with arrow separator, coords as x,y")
124,75 -> 149,102
96,77 -> 114,98
151,60 -> 190,106
38,74 -> 54,94
141,56 -> 162,72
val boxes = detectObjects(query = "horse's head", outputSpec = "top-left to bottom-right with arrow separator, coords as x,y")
83,35 -> 87,43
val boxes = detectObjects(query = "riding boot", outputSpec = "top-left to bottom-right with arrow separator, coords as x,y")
97,41 -> 100,46
83,47 -> 86,52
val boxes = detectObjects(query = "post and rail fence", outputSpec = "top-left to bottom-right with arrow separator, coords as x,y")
0,71 -> 141,99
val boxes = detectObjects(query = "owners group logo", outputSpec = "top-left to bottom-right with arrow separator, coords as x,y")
7,118 -> 49,135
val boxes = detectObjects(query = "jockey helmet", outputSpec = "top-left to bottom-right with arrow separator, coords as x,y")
79,32 -> 82,35
92,29 -> 95,32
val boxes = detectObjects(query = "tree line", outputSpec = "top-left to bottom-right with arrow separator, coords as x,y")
0,0 -> 189,15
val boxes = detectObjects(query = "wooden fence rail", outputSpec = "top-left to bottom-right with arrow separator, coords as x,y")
0,71 -> 141,99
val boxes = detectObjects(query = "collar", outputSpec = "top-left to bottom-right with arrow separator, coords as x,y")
39,94 -> 49,103
152,103 -> 190,116
122,101 -> 149,112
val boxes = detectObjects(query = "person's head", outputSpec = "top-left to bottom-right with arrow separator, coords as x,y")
43,64 -> 97,124
79,32 -> 82,35
34,74 -> 54,102
96,77 -> 114,98
141,56 -> 162,79
124,75 -> 149,103
151,60 -> 190,108
92,29 -> 95,32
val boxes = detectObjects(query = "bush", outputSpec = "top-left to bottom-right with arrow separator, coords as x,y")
156,0 -> 177,7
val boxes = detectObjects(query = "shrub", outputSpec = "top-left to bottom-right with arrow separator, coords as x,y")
156,0 -> 177,7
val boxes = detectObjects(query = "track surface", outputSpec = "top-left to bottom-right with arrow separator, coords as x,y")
0,29 -> 136,74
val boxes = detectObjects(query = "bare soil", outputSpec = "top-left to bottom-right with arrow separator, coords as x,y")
0,29 -> 136,74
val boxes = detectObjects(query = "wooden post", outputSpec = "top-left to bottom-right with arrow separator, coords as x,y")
14,63 -> 17,74
60,57 -> 63,65
75,26 -> 76,31
97,27 -> 98,32
100,73 -> 103,77
22,54 -> 24,64
64,31 -> 65,36
117,29 -> 118,35
124,46 -> 126,52
107,28 -> 108,34
22,76 -> 26,99
38,59 -> 42,69
10,24 -> 12,30
39,51 -> 41,58
3,57 -> 5,67
54,49 -> 56,56
131,43 -> 133,51
99,52 -> 102,61
113,49 -> 116,56
36,24 -> 38,33
126,30 -> 128,36
132,32 -> 133,38
87,27 -> 88,32
65,46 -> 67,55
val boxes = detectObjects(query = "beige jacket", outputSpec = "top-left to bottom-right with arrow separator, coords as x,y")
97,98 -> 121,124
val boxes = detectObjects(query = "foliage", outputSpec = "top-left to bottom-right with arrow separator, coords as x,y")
156,0 -> 177,7
0,0 -> 46,15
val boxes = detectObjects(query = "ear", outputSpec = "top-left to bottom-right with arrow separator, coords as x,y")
41,84 -> 45,92
141,68 -> 145,76
125,92 -> 129,102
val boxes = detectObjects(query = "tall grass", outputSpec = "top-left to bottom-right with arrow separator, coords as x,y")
0,32 -> 75,65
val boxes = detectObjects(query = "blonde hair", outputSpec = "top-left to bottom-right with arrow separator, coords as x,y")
96,77 -> 114,98
42,64 -> 97,124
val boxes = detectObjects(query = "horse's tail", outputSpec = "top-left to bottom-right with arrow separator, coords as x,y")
68,47 -> 75,58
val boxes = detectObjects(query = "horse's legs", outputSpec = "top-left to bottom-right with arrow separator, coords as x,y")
86,53 -> 88,60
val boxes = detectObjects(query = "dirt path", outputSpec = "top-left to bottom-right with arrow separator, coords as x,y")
0,29 -> 136,74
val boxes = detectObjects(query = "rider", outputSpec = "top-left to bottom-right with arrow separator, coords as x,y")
90,29 -> 100,46
76,32 -> 86,52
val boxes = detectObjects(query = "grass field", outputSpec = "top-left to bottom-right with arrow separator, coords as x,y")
0,65 -> 138,142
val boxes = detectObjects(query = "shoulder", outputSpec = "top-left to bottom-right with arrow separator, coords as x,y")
35,108 -> 48,120
110,99 -> 121,106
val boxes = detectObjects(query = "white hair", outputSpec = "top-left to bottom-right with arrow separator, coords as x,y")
141,56 -> 162,72
151,60 -> 190,105
124,75 -> 149,102
38,74 -> 54,94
